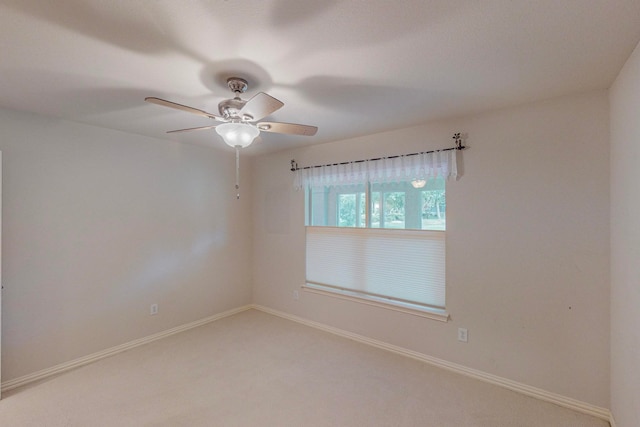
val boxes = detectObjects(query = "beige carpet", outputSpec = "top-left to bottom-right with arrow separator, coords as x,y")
0,309 -> 608,426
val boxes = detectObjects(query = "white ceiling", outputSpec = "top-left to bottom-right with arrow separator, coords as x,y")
1,0 -> 639,155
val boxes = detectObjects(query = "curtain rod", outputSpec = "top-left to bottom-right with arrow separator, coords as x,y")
290,133 -> 466,172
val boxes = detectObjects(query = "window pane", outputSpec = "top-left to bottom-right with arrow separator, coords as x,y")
338,193 -> 356,227
336,192 -> 366,227
383,192 -> 405,228
309,186 -> 329,226
371,182 -> 408,229
422,188 -> 446,230
309,184 -> 366,227
371,192 -> 381,228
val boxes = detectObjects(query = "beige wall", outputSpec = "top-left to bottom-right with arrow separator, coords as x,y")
0,87 -> 617,411
0,108 -> 252,381
610,39 -> 640,427
251,90 -> 610,407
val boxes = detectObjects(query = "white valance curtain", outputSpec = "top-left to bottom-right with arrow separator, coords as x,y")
294,149 -> 458,189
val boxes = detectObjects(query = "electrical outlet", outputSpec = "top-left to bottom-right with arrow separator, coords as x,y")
293,290 -> 299,301
457,328 -> 468,343
150,304 -> 158,316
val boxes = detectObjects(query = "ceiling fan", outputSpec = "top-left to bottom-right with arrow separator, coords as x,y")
145,77 -> 317,199
145,77 -> 317,149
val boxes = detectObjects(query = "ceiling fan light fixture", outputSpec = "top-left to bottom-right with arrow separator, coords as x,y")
215,122 -> 260,148
411,178 -> 427,189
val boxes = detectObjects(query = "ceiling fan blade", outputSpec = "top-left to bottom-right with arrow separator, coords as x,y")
257,121 -> 318,136
166,125 -> 217,134
239,92 -> 284,121
145,97 -> 224,121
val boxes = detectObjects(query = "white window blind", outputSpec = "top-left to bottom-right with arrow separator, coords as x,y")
305,226 -> 445,310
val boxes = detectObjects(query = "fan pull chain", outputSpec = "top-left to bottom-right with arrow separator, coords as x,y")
235,146 -> 240,199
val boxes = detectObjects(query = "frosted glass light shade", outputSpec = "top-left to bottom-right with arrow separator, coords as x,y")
215,122 -> 260,148
411,179 -> 427,189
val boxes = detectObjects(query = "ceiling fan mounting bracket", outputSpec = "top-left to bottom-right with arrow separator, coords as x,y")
227,77 -> 248,95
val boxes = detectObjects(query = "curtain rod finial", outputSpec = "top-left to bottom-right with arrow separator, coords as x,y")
291,159 -> 298,171
453,133 -> 464,149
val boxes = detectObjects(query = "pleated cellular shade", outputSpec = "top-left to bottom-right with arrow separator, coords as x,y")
306,226 -> 445,309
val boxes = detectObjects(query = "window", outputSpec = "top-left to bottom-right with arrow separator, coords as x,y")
308,179 -> 446,231
296,151 -> 457,321
304,178 -> 448,320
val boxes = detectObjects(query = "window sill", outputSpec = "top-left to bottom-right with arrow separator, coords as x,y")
301,284 -> 450,322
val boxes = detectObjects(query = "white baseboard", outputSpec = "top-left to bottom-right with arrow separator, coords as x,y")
1,305 -> 252,393
252,304 -> 613,423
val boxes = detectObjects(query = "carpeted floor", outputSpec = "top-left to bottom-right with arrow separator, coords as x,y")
0,309 -> 608,426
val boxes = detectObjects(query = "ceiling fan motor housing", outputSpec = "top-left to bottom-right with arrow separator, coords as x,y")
218,98 -> 248,120
219,77 -> 251,120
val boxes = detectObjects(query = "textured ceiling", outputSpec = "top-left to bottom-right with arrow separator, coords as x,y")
1,0 -> 639,155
